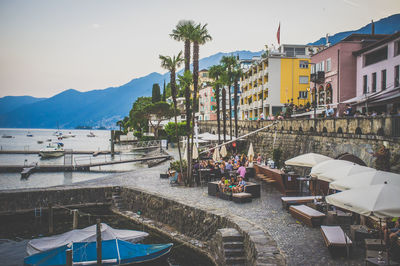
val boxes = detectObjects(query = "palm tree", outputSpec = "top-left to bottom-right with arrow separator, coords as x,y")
232,66 -> 243,139
220,56 -> 237,140
116,120 -> 123,132
209,65 -> 225,144
159,52 -> 185,177
220,71 -> 229,143
171,20 -> 196,185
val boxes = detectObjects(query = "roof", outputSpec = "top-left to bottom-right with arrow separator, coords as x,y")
353,31 -> 400,56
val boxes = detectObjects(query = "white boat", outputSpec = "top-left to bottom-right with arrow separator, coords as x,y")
26,223 -> 149,255
39,143 -> 64,158
62,132 -> 76,139
27,131 -> 34,137
87,131 -> 96,137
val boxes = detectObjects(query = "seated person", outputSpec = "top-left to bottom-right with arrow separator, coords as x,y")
218,177 -> 226,192
237,163 -> 246,179
169,170 -> 178,184
384,219 -> 400,244
233,177 -> 246,193
225,160 -> 233,171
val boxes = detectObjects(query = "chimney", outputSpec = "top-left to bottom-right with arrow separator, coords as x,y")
371,20 -> 375,35
326,33 -> 330,47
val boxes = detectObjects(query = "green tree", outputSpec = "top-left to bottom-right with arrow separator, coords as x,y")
164,121 -> 187,142
152,83 -> 161,103
116,120 -> 123,131
129,96 -> 152,133
159,51 -> 185,177
144,102 -> 173,139
209,64 -> 225,144
221,55 -> 237,140
162,80 -> 166,102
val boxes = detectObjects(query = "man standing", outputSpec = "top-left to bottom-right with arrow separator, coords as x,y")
325,105 -> 334,117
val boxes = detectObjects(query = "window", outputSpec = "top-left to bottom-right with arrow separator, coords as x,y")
299,76 -> 309,84
364,46 -> 388,66
381,69 -> 386,91
299,60 -> 309,69
311,64 -> 315,74
395,41 -> 400,57
326,58 -> 331,72
395,65 -> 400,88
202,72 -> 208,78
363,75 -> 368,94
372,73 -> 377,92
299,91 -> 308,99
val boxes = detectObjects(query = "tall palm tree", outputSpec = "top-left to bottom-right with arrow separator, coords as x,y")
232,66 -> 243,139
171,20 -> 196,184
220,71 -> 229,143
209,65 -> 224,145
221,55 -> 236,140
159,52 -> 185,177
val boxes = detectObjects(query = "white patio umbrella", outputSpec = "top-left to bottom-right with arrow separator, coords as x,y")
285,153 -> 332,168
192,143 -> 199,160
310,160 -> 355,178
317,164 -> 375,183
326,183 -> 400,218
180,138 -> 208,144
220,145 -> 227,158
212,145 -> 221,161
247,143 -> 254,162
329,170 -> 400,191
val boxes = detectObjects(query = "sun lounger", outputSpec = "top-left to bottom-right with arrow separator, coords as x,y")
289,204 -> 326,227
321,225 -> 352,257
281,196 -> 323,209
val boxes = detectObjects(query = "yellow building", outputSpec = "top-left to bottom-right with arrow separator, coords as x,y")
239,44 -> 323,119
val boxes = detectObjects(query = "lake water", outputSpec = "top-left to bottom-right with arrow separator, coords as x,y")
0,128 -> 151,190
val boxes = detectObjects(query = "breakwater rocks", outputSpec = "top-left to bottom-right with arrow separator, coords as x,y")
0,186 -> 285,265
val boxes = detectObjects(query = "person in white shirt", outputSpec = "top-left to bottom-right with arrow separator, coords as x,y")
325,105 -> 334,117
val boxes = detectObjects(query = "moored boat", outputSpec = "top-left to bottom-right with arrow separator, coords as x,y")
1,134 -> 13,138
39,143 -> 64,158
26,132 -> 33,137
24,239 -> 173,265
27,223 -> 149,255
87,131 -> 96,137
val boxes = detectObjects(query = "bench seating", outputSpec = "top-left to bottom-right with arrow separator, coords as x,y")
207,181 -> 260,198
281,196 -> 323,209
232,192 -> 252,203
289,204 -> 326,227
321,225 -> 352,257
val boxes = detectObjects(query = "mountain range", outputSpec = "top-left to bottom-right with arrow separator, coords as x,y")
1,14 -> 399,129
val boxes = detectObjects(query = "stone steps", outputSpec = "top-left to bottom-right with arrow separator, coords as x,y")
219,228 -> 246,265
112,186 -> 125,210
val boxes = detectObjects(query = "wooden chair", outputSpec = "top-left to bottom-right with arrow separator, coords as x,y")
289,204 -> 326,227
321,225 -> 352,257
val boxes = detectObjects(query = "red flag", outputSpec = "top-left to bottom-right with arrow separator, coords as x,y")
277,22 -> 280,45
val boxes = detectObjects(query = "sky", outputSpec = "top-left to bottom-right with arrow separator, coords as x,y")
0,0 -> 399,98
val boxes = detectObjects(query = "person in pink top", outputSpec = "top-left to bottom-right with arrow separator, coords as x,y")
237,164 -> 246,178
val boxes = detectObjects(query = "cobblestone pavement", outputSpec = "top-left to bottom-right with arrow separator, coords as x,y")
67,161 -> 365,266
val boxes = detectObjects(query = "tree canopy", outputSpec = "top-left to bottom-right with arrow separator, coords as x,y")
152,83 -> 161,103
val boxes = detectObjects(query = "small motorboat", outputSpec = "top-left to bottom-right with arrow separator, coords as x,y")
27,223 -> 149,255
37,140 -> 44,144
87,131 -> 96,137
27,132 -> 34,137
39,143 -> 64,158
24,239 -> 173,265
1,134 -> 13,138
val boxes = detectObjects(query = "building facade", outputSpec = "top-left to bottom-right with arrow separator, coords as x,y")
310,34 -> 388,114
350,32 -> 400,113
198,86 -> 217,121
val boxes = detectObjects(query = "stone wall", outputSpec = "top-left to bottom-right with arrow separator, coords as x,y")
120,187 -> 285,266
0,187 -> 113,214
200,117 -> 400,173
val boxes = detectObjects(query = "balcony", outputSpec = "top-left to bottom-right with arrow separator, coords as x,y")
310,71 -> 325,83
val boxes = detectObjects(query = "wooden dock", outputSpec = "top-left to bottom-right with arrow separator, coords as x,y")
0,154 -> 172,173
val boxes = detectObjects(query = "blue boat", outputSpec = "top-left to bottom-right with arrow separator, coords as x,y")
24,239 -> 173,265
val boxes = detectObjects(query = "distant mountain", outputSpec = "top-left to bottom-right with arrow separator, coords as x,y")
309,14 -> 400,46
0,50 -> 262,129
0,96 -> 45,115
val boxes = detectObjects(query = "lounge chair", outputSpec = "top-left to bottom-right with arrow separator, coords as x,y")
289,204 -> 326,227
281,196 -> 323,209
320,225 -> 352,257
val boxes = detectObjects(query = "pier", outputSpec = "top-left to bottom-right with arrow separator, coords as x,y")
0,154 -> 172,174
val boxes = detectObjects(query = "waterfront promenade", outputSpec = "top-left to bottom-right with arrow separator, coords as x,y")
65,162 -> 364,266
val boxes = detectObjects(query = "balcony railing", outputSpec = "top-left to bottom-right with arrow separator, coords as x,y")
311,71 -> 325,83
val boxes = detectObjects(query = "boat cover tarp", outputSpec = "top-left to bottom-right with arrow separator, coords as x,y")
27,223 -> 149,255
24,239 -> 173,266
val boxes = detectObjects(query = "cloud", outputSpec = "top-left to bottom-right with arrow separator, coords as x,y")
342,0 -> 359,7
